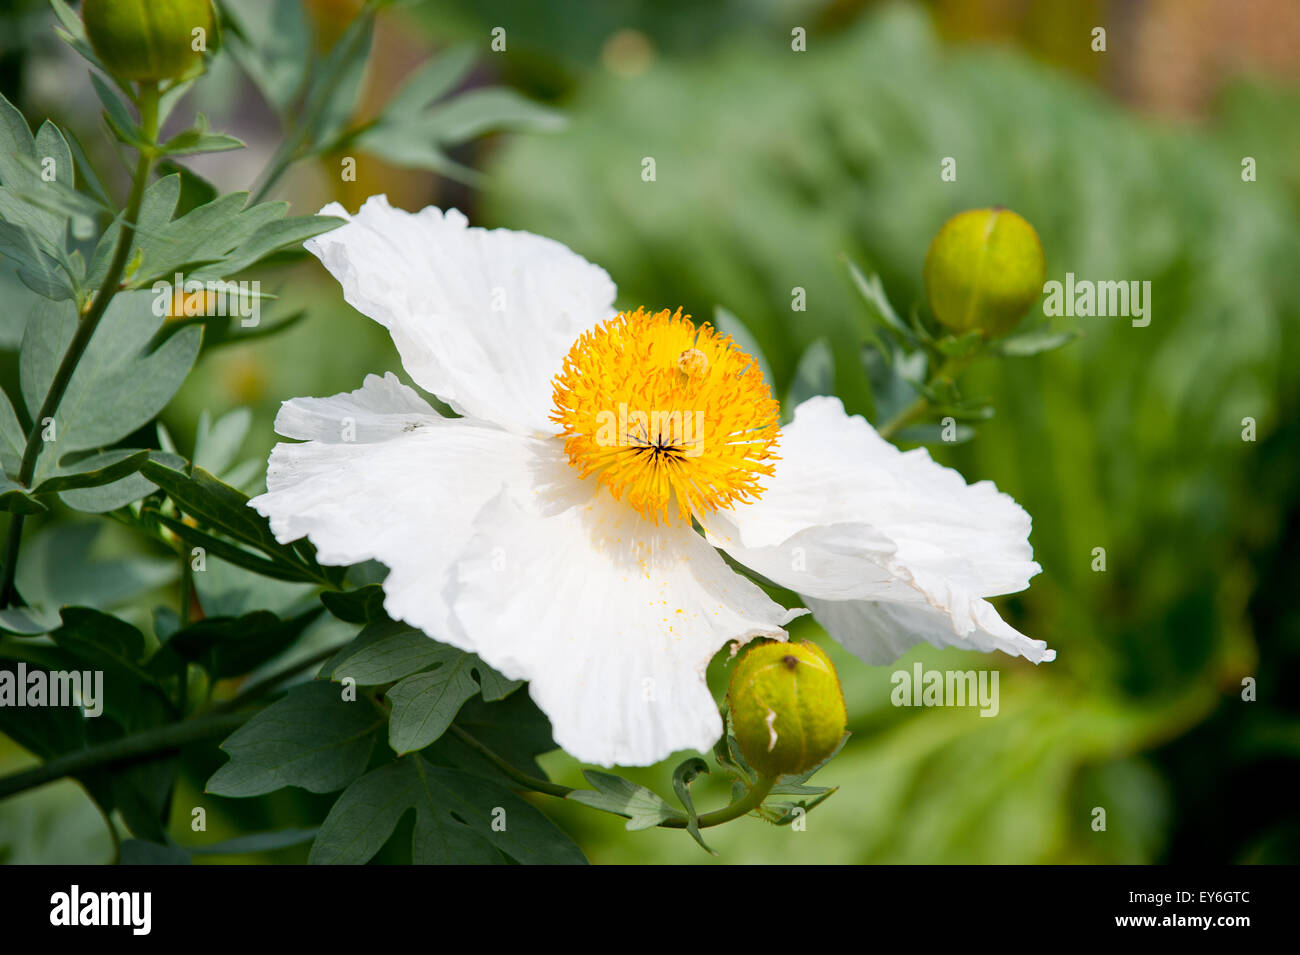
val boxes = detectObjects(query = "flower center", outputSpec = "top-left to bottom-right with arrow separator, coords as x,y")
551,307 -> 780,524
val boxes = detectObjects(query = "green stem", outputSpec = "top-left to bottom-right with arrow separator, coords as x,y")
0,81 -> 162,606
674,774 -> 775,829
876,352 -> 978,441
448,725 -> 777,829
449,724 -> 574,799
0,710 -> 250,801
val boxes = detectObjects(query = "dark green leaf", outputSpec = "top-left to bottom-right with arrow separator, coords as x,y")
151,609 -> 318,681
324,618 -> 449,685
205,681 -> 383,797
319,584 -> 384,624
48,607 -> 157,689
387,652 -> 481,754
111,754 -> 178,842
0,658 -> 88,755
154,513 -> 319,584
55,450 -> 187,513
428,691 -> 556,782
308,756 -> 586,865
474,660 -> 522,702
139,461 -> 324,580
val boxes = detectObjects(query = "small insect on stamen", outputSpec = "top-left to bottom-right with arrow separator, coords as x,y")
677,347 -> 709,380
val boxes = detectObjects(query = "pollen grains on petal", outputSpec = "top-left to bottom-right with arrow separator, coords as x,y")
550,307 -> 780,524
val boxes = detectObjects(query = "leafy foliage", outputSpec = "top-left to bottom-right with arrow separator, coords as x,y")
0,0 -> 590,866
309,755 -> 585,865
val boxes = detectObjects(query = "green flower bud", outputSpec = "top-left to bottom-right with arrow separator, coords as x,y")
727,640 -> 846,777
923,207 -> 1047,338
83,0 -> 213,83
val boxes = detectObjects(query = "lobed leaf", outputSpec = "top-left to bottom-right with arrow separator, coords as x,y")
206,681 -> 383,797
309,756 -> 586,865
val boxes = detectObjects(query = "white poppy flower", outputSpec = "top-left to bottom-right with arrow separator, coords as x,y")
250,196 -> 1053,768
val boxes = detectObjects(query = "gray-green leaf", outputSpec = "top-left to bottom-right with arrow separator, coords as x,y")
566,770 -> 686,831
19,293 -> 200,474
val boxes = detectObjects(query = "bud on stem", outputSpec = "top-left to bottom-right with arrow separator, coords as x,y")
728,639 -> 847,778
923,207 -> 1046,338
83,0 -> 213,84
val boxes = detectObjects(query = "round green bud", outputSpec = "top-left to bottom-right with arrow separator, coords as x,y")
923,207 -> 1047,338
727,640 -> 846,778
83,0 -> 213,83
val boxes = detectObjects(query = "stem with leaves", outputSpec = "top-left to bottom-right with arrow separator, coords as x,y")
0,664 -> 777,834
0,81 -> 163,606
250,0 -> 383,204
448,724 -> 777,830
876,351 -> 978,441
0,709 -> 249,801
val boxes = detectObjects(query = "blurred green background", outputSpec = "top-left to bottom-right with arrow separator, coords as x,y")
2,0 -> 1298,863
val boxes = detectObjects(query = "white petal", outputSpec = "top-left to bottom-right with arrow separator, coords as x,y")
441,478 -> 804,768
704,395 -> 1051,665
805,596 -> 1054,665
271,369 -> 442,442
250,373 -> 549,632
305,195 -> 617,436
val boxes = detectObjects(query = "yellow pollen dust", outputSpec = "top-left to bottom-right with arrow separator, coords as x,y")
551,307 -> 780,524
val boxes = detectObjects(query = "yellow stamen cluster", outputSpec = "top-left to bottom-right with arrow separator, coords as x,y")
552,307 -> 780,524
